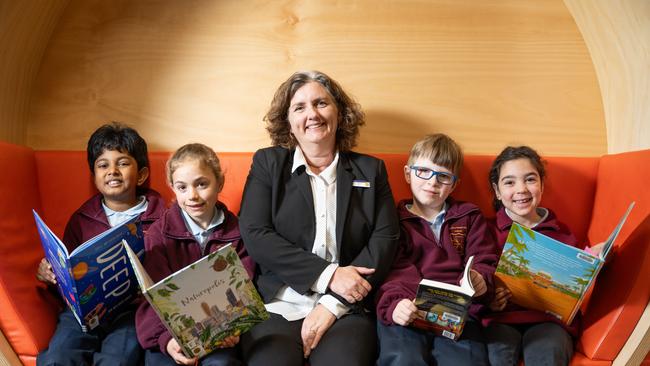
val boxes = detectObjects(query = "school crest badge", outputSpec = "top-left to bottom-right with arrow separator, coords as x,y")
449,225 -> 467,256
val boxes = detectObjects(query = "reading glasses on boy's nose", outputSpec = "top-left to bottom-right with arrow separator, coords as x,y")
408,166 -> 457,185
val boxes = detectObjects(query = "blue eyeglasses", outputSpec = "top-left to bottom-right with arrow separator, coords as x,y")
408,166 -> 457,185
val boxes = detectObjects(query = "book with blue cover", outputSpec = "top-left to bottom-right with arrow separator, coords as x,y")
33,210 -> 145,331
124,242 -> 269,359
494,202 -> 634,324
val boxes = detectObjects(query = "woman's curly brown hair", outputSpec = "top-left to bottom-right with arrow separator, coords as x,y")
264,70 -> 365,152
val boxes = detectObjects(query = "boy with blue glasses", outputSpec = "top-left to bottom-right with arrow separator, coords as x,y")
375,133 -> 498,366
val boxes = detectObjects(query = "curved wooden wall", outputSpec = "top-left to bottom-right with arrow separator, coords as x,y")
564,0 -> 650,154
21,0 -> 604,156
3,1 -> 645,156
0,1 -> 69,145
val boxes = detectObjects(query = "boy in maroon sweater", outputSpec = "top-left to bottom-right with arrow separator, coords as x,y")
375,134 -> 497,366
36,122 -> 166,366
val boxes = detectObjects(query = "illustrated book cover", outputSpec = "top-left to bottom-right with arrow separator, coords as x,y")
412,255 -> 475,340
494,202 -> 634,324
33,210 -> 145,331
124,242 -> 269,359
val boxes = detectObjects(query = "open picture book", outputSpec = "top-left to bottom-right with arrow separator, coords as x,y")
33,210 -> 145,331
124,242 -> 269,359
412,255 -> 475,340
494,202 -> 635,324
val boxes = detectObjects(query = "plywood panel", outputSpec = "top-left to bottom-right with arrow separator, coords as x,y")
564,0 -> 650,154
0,1 -> 69,144
27,0 -> 606,156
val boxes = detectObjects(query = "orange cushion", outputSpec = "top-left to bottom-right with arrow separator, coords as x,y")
589,149 -> 650,248
378,153 -> 413,204
539,157 -> 599,245
35,151 -> 255,233
378,153 -> 598,244
380,154 -> 498,217
13,147 -> 644,365
147,151 -> 253,214
0,142 -> 58,362
579,214 -> 650,360
570,351 -> 611,366
147,151 -> 174,204
35,151 -> 96,237
579,150 -> 650,360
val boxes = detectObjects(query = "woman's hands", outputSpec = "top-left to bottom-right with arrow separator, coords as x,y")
489,287 -> 511,311
391,298 -> 419,326
36,257 -> 57,284
301,265 -> 374,357
329,266 -> 374,303
219,335 -> 240,349
301,304 -> 336,358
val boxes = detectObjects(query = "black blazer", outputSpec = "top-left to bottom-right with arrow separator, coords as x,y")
239,146 -> 400,306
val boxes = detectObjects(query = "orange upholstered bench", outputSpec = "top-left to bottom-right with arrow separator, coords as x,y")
1,141 -> 649,365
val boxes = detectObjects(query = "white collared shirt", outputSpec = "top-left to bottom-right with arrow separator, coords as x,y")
429,202 -> 447,241
264,147 -> 348,320
181,207 -> 225,252
406,201 -> 448,241
103,196 -> 148,227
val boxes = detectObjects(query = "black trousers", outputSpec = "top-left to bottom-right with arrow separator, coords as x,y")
241,312 -> 377,366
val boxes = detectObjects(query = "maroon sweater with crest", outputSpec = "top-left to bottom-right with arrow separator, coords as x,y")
375,198 -> 498,325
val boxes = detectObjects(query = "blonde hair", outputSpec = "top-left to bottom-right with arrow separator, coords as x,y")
166,143 -> 224,190
407,134 -> 463,176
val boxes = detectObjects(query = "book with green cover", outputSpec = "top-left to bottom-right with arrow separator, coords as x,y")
124,242 -> 269,358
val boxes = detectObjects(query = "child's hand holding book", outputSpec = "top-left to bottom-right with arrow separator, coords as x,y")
468,269 -> 486,296
166,338 -> 198,365
165,335 -> 242,366
36,257 -> 57,285
585,242 -> 605,257
489,287 -> 511,311
392,298 -> 419,326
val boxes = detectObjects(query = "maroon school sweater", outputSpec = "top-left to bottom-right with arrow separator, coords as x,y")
62,188 -> 166,251
375,198 -> 498,325
482,207 -> 581,336
135,202 -> 254,354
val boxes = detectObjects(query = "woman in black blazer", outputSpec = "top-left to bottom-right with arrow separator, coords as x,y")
239,71 -> 399,366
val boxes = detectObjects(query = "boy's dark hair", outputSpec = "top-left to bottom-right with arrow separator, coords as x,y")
87,122 -> 149,173
489,145 -> 546,211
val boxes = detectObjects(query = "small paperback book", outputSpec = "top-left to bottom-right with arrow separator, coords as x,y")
412,256 -> 475,340
33,210 -> 145,332
494,202 -> 634,324
124,242 -> 269,359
